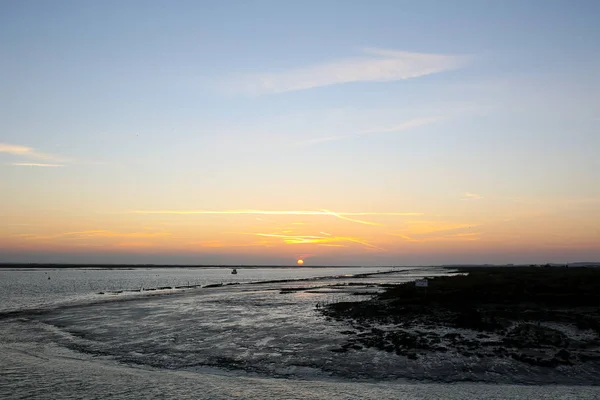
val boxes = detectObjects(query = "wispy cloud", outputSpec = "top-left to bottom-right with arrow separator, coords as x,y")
114,241 -> 156,248
228,48 -> 468,95
390,230 -> 481,243
1,142 -> 68,165
10,162 -> 65,167
130,209 -> 423,227
300,116 -> 440,145
249,232 -> 383,250
130,209 -> 422,217
0,143 -> 33,156
14,230 -> 171,240
387,219 -> 481,243
320,209 -> 382,226
187,240 -> 265,249
393,233 -> 481,243
463,192 -> 484,201
1,143 -> 59,160
401,221 -> 476,235
452,232 -> 481,238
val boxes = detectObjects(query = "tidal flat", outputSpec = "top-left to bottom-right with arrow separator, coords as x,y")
2,266 -> 599,399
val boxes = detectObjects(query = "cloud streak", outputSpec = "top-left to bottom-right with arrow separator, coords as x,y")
392,233 -> 481,243
14,230 -> 171,240
300,116 -> 440,145
0,143 -> 33,156
390,231 -> 481,243
130,209 -> 422,217
11,162 -> 65,167
130,209 -> 423,226
250,232 -> 382,249
229,48 -> 468,95
389,221 -> 481,243
187,240 -> 265,249
463,192 -> 484,201
0,142 -> 67,164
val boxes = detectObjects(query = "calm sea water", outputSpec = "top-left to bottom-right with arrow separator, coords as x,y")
1,266 -> 598,399
0,266 -> 394,313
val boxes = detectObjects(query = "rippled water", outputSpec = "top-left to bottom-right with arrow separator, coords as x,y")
1,267 -> 598,399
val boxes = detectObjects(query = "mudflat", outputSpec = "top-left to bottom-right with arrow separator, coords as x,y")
321,266 -> 600,381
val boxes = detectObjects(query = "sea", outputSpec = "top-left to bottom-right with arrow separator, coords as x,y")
1,266 -> 598,399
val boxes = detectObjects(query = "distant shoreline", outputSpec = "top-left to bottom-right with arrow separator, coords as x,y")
1,262 -> 599,269
0,264 -> 400,269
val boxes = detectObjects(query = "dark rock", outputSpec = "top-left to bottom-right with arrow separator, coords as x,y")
443,332 -> 462,340
556,349 -> 571,359
330,348 -> 347,353
505,324 -> 569,348
429,336 -> 441,344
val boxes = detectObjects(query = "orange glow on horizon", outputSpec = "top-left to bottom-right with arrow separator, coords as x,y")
297,259 -> 304,265
2,203 -> 599,262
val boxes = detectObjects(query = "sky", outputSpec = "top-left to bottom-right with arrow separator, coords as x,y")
1,0 -> 599,265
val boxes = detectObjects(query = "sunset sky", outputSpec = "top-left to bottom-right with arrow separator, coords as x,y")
1,1 -> 599,265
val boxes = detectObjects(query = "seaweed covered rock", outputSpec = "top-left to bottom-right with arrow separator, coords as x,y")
504,324 -> 570,348
320,267 -> 600,370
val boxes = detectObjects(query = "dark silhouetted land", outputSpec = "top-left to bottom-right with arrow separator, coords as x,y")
322,266 -> 600,369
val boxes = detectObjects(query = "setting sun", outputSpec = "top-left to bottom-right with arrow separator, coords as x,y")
297,259 -> 304,265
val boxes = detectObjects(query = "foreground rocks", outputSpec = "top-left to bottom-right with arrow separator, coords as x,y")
321,267 -> 600,375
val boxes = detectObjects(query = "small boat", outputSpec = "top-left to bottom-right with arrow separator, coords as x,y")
231,268 -> 238,275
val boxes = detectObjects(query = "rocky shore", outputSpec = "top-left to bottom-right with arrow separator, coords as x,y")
320,267 -> 600,382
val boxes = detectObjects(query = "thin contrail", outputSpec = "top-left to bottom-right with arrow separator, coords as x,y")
129,209 -> 423,226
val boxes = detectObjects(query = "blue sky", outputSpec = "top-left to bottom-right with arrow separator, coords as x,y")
1,1 -> 599,265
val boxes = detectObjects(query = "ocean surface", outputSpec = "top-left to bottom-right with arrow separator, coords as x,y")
1,266 -> 598,399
